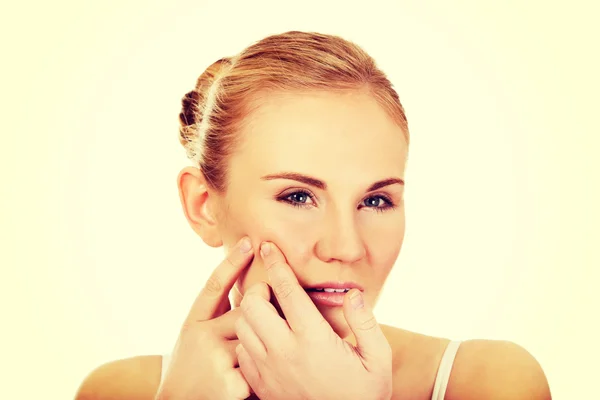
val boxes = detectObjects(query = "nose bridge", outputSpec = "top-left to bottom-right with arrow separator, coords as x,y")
317,202 -> 366,264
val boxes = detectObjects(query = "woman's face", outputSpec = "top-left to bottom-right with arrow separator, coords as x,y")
214,89 -> 408,339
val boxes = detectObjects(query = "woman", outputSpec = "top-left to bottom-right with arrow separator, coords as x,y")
76,31 -> 551,400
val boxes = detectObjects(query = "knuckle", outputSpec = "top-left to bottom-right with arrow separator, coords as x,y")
358,315 -> 378,332
265,258 -> 285,272
272,280 -> 295,299
203,274 -> 223,296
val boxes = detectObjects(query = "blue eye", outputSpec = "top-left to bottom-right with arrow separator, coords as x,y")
279,190 -> 315,209
289,192 -> 310,204
362,195 -> 395,213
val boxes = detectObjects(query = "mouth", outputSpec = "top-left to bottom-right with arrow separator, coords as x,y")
303,282 -> 363,307
305,288 -> 351,293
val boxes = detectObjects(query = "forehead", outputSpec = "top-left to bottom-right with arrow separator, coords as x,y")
231,90 -> 408,185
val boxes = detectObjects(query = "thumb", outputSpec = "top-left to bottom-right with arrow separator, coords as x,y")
343,289 -> 392,369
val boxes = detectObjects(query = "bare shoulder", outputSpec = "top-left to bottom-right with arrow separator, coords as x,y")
75,355 -> 163,400
446,339 -> 551,400
379,325 -> 551,400
380,325 -> 453,399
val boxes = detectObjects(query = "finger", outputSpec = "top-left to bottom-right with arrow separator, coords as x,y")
244,281 -> 281,319
236,344 -> 263,397
343,289 -> 392,370
186,236 -> 254,322
245,280 -> 272,303
259,241 -> 325,334
241,285 -> 292,351
214,291 -> 234,318
235,315 -> 268,361
226,367 -> 252,400
206,307 -> 242,340
224,339 -> 241,366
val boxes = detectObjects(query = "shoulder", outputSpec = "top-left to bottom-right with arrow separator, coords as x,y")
75,355 -> 163,400
380,326 -> 551,400
380,325 -> 452,399
447,339 -> 552,400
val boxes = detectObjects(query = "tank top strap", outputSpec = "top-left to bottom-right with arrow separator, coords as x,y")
431,340 -> 462,400
160,354 -> 171,386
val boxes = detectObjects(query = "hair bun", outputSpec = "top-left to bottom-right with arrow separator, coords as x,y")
178,57 -> 234,160
179,58 -> 231,129
179,90 -> 200,127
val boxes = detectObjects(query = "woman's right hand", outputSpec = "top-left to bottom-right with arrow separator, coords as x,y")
155,236 -> 255,400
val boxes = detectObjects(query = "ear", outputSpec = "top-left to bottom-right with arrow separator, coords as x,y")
177,166 -> 223,248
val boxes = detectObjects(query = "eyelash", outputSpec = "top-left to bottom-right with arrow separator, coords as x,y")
277,190 -> 397,213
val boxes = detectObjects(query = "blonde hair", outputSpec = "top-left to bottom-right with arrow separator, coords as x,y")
179,31 -> 409,193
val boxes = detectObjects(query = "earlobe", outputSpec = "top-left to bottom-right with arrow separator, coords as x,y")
177,167 -> 223,247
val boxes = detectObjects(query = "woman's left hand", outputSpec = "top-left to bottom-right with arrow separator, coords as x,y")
234,241 -> 393,400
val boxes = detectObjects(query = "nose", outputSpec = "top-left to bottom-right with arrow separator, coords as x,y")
314,207 -> 366,264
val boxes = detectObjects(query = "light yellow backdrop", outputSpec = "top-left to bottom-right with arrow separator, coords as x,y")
2,1 -> 598,399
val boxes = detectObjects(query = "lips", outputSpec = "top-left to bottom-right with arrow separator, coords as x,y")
307,288 -> 350,293
303,281 -> 363,307
303,281 -> 364,291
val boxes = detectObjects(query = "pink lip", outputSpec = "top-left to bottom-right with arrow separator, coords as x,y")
303,281 -> 364,307
304,281 -> 364,291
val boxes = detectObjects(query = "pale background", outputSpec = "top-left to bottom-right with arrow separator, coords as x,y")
1,0 -> 598,399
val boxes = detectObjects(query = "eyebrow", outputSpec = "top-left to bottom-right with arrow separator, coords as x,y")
260,172 -> 404,192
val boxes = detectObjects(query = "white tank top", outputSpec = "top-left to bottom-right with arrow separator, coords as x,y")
160,340 -> 462,400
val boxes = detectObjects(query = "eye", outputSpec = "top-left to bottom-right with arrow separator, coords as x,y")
361,195 -> 396,213
278,190 -> 316,209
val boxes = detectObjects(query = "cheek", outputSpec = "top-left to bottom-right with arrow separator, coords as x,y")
233,203 -> 316,294
366,212 -> 406,282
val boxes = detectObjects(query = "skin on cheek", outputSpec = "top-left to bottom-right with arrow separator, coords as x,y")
229,200 -> 314,292
239,235 -> 308,290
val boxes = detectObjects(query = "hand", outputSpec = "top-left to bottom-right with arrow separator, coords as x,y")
235,241 -> 393,400
155,236 -> 255,400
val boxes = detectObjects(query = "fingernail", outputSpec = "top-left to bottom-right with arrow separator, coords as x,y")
350,290 -> 364,309
260,242 -> 271,258
240,237 -> 252,253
